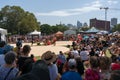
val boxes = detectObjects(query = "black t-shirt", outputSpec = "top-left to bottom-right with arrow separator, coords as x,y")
89,51 -> 95,56
17,56 -> 34,75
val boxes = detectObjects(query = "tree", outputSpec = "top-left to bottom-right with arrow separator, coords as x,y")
112,24 -> 120,32
40,24 -> 52,35
18,12 -> 40,35
40,24 -> 68,35
0,5 -> 40,35
55,24 -> 68,32
80,27 -> 90,31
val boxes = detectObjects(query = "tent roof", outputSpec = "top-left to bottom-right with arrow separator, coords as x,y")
0,28 -> 7,35
86,27 -> 99,33
29,30 -> 41,35
56,31 -> 63,35
97,30 -> 108,35
64,30 -> 76,35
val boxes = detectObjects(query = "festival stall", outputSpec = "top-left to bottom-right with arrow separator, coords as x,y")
55,31 -> 63,40
29,30 -> 41,42
85,27 -> 99,34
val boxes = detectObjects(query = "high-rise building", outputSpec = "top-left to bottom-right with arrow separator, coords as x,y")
77,21 -> 82,28
111,18 -> 117,26
67,24 -> 74,27
90,18 -> 110,31
83,22 -> 88,27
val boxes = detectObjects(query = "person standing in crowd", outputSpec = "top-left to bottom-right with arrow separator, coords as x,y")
62,52 -> 74,73
57,51 -> 66,74
0,41 -> 14,66
61,59 -> 82,80
111,55 -> 120,71
79,48 -> 89,62
99,56 -> 112,80
0,51 -> 19,80
15,38 -> 22,56
75,56 -> 85,76
41,51 -> 59,80
17,45 -> 34,75
0,41 -> 6,54
13,60 -> 50,80
58,51 -> 66,64
89,48 -> 95,56
52,37 -> 57,46
71,47 -> 79,58
84,56 -> 100,80
72,40 -> 76,48
110,70 -> 120,80
0,41 -> 6,66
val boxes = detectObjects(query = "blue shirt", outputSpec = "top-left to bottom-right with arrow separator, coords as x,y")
0,65 -> 19,80
61,71 -> 82,80
0,48 -> 5,54
58,54 -> 66,64
48,64 -> 58,80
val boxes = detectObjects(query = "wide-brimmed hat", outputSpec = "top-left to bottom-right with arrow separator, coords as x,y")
41,51 -> 57,64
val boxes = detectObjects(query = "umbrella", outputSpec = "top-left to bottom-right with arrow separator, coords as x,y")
84,36 -> 89,39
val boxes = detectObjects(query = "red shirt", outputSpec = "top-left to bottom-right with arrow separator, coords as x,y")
111,63 -> 120,70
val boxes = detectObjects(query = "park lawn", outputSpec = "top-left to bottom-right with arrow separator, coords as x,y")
35,56 -> 41,60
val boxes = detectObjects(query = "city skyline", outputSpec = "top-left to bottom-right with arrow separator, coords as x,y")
0,0 -> 120,26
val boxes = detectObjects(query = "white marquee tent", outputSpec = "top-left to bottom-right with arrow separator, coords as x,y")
0,28 -> 7,41
29,30 -> 41,36
0,28 -> 7,35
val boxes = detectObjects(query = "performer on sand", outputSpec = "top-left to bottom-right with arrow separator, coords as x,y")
52,37 -> 57,46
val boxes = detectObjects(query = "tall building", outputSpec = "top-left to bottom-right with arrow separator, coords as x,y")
111,18 -> 117,26
83,22 -> 88,27
67,24 -> 74,27
77,21 -> 82,28
90,18 -> 110,31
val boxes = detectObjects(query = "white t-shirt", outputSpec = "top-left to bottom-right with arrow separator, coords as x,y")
80,51 -> 89,61
71,50 -> 79,58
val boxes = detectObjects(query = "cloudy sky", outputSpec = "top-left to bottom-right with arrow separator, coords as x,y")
0,0 -> 120,25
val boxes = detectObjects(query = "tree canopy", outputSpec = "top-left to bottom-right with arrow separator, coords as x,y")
0,5 -> 40,35
112,24 -> 120,32
40,24 -> 69,35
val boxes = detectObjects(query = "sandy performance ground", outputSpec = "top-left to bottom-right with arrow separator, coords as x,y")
10,41 -> 72,56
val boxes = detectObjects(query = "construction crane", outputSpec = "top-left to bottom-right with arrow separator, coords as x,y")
100,7 -> 109,30
100,7 -> 120,21
99,7 -> 120,30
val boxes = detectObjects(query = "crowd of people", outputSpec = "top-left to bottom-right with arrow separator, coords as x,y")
0,33 -> 120,80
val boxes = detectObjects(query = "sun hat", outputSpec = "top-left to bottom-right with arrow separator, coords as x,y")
41,51 -> 57,64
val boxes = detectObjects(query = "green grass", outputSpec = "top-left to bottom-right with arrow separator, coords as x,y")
35,56 -> 41,60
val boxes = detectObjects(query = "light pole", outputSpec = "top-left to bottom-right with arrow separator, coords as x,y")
100,7 -> 109,31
